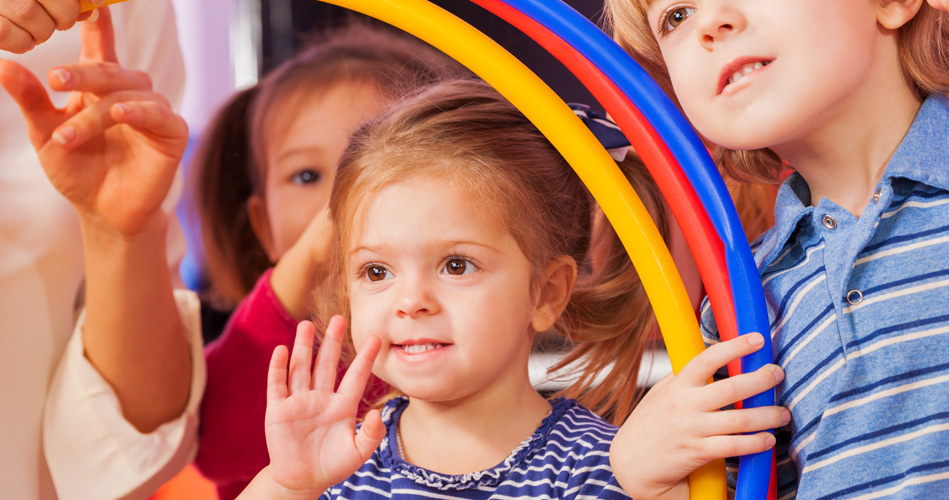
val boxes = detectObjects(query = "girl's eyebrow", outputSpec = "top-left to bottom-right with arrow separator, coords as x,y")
273,146 -> 327,164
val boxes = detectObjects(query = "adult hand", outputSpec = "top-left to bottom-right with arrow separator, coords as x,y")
263,317 -> 384,498
0,5 -> 188,238
610,333 -> 790,500
0,0 -> 92,53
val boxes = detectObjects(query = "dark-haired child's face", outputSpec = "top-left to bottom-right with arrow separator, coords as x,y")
645,0 -> 896,153
250,83 -> 385,261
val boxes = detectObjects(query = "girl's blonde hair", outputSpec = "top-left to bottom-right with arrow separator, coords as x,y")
604,0 -> 949,184
321,79 -> 670,424
194,23 -> 466,309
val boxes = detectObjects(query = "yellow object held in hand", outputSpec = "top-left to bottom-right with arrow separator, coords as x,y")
79,0 -> 129,13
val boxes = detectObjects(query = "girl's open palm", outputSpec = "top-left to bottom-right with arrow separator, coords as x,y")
265,316 -> 385,497
0,7 -> 187,237
611,333 -> 790,500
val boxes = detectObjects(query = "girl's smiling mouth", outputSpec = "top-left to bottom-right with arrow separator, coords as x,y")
393,341 -> 452,361
718,58 -> 773,96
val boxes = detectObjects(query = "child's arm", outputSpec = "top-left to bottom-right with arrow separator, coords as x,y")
0,8 -> 191,432
269,208 -> 334,320
238,317 -> 386,500
610,333 -> 789,500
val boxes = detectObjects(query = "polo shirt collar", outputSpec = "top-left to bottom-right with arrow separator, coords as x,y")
755,93 -> 949,271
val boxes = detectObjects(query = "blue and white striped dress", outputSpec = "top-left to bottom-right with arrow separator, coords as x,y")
321,397 -> 631,499
701,94 -> 949,499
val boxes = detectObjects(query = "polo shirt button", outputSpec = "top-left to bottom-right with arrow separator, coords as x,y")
873,188 -> 882,203
822,214 -> 837,230
847,289 -> 863,305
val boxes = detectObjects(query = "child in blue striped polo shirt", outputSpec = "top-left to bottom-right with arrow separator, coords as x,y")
605,0 -> 949,499
234,79 -> 675,499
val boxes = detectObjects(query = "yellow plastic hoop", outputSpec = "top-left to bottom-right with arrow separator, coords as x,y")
319,1 -> 723,496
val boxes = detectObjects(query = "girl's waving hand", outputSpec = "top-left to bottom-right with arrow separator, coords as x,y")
610,333 -> 790,500
239,317 -> 385,500
0,6 -> 187,237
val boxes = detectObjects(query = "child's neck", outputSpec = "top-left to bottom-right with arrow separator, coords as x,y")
772,79 -> 923,216
397,377 -> 550,475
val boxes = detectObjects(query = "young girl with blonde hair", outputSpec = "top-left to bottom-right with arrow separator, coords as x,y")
604,0 -> 949,498
233,78 -> 694,499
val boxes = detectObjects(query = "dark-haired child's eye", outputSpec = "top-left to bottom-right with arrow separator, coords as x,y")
291,169 -> 322,185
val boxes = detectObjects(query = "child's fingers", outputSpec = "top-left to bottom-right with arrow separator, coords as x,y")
287,321 -> 316,395
267,345 -> 290,404
354,409 -> 386,460
699,432 -> 776,461
700,364 -> 784,410
49,62 -> 153,95
705,406 -> 790,437
0,59 -> 58,145
680,332 -> 767,385
312,315 -> 346,392
336,336 -> 381,406
78,6 -> 116,63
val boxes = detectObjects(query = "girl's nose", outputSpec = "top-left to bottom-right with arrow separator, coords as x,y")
696,2 -> 747,49
395,275 -> 439,318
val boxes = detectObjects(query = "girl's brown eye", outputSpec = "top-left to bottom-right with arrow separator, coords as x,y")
445,259 -> 467,275
366,265 -> 389,281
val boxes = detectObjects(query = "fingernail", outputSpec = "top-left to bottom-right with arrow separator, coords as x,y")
765,433 -> 776,447
114,103 -> 131,116
782,408 -> 792,425
92,0 -> 106,5
52,126 -> 76,145
748,332 -> 764,347
86,9 -> 99,23
27,40 -> 36,52
770,364 -> 785,384
51,68 -> 71,86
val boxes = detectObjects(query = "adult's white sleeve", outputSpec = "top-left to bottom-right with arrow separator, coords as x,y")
43,290 -> 206,500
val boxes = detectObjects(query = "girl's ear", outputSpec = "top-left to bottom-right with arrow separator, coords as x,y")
877,0 -> 925,29
530,256 -> 578,333
247,194 -> 278,263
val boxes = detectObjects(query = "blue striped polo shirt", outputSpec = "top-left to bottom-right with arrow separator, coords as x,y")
701,94 -> 949,500
321,397 -> 630,499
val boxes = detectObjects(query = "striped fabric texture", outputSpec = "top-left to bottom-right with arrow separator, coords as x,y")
701,94 -> 949,500
321,397 -> 631,499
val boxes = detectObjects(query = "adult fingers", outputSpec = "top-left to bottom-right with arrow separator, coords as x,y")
287,321 -> 316,395
704,406 -> 791,437
679,332 -> 767,386
698,432 -> 776,462
38,0 -> 81,30
267,345 -> 290,404
109,98 -> 187,144
48,62 -> 153,95
312,316 -> 346,392
78,4 -> 115,63
0,59 -> 58,146
0,0 -> 56,48
0,15 -> 35,53
699,364 -> 784,410
336,335 -> 380,406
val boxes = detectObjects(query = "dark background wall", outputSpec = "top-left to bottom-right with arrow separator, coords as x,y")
256,0 -> 607,112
